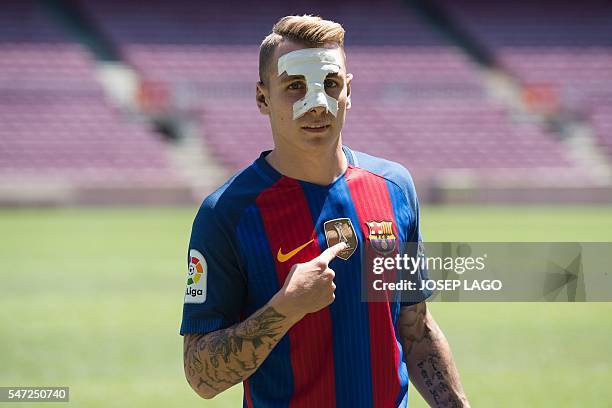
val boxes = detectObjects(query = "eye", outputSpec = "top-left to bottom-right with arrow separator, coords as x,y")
324,79 -> 338,88
288,81 -> 305,90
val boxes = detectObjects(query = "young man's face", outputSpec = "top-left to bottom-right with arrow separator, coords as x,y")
256,39 -> 352,150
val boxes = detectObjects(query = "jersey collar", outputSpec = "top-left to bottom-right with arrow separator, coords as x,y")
254,145 -> 355,188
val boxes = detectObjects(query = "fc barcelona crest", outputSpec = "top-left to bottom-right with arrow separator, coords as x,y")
323,218 -> 358,260
366,220 -> 396,255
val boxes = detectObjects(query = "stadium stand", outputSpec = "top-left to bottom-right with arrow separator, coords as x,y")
439,0 -> 612,159
0,0 -> 189,204
79,0 -> 583,193
2,0 -> 610,204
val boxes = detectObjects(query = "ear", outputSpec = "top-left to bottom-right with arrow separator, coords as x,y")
345,73 -> 353,110
256,81 -> 270,115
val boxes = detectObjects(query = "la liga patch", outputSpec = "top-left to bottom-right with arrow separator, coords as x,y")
184,249 -> 207,304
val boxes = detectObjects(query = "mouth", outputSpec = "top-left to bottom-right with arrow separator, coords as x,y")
301,124 -> 331,133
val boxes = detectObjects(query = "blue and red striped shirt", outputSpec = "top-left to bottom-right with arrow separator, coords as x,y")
181,146 -> 432,407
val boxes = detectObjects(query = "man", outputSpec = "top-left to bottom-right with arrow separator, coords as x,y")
181,15 -> 470,407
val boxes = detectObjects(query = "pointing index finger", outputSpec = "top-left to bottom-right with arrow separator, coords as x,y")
318,242 -> 348,265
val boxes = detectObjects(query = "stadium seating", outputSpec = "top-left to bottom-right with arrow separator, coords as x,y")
440,0 -> 612,159
0,0 -> 181,187
4,0 -> 606,204
79,0 -> 579,180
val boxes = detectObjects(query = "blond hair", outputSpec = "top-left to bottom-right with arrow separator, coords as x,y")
259,15 -> 345,84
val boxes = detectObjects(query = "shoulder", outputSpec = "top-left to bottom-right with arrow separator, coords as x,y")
345,146 -> 418,207
193,163 -> 267,235
194,171 -> 241,227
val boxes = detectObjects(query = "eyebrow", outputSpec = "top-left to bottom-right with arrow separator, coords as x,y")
281,73 -> 342,83
281,75 -> 305,83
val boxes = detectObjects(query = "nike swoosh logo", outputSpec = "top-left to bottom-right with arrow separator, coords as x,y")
277,239 -> 315,263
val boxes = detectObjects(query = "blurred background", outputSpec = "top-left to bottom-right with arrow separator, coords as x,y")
1,0 -> 611,407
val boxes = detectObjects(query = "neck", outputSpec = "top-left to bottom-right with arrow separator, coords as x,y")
266,139 -> 348,186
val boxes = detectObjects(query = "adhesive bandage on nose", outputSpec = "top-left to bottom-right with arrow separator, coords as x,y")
277,48 -> 343,120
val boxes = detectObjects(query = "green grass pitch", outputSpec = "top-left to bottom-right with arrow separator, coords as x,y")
1,206 -> 611,407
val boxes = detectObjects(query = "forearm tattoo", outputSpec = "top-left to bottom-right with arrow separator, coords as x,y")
399,304 -> 468,407
184,306 -> 286,394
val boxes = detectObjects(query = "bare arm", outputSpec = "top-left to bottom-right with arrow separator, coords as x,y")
398,302 -> 470,407
183,301 -> 299,399
183,242 -> 347,399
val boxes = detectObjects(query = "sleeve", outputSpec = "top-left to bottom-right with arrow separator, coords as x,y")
398,169 -> 434,306
180,199 -> 247,335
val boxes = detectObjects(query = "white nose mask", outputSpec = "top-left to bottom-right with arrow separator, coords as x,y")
277,48 -> 343,120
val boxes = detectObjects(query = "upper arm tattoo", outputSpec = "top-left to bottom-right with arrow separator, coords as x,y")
398,302 -> 427,356
183,306 -> 286,394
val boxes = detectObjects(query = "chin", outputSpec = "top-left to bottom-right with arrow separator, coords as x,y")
303,132 -> 340,147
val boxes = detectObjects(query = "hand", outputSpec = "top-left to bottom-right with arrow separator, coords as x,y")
270,242 -> 347,321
